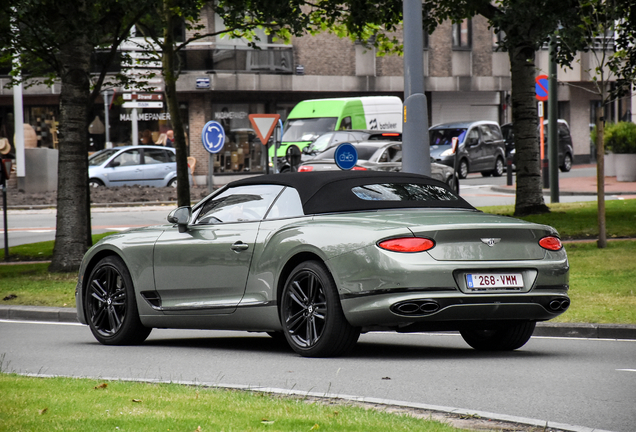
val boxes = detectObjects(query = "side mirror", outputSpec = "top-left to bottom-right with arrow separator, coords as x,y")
108,161 -> 121,168
167,206 -> 192,233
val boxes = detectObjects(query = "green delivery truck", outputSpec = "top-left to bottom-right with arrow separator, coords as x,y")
271,96 -> 403,165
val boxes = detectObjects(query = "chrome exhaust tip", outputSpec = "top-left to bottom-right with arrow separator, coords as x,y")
391,300 -> 441,316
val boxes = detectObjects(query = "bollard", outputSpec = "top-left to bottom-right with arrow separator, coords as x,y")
506,155 -> 513,186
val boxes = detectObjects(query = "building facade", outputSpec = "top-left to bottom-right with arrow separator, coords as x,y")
1,7 -> 633,187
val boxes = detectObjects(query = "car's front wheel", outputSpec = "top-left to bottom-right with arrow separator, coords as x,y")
85,256 -> 151,345
560,153 -> 572,172
280,261 -> 360,357
460,321 -> 536,351
89,179 -> 104,188
168,178 -> 177,188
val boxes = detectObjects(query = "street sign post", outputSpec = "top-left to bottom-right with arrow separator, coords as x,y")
536,75 -> 549,188
249,114 -> 280,145
201,120 -> 226,193
249,114 -> 281,174
334,143 -> 358,170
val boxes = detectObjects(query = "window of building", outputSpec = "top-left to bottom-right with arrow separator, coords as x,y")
212,104 -> 267,174
452,19 -> 472,49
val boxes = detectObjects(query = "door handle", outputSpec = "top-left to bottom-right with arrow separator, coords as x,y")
231,241 -> 249,252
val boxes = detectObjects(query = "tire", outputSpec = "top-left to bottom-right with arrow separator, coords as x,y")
85,256 -> 151,345
460,321 -> 536,351
168,178 -> 177,188
89,179 -> 104,188
492,157 -> 505,177
280,260 -> 360,357
458,159 -> 469,179
560,153 -> 572,172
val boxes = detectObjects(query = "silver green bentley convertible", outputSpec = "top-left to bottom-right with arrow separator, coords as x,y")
76,171 -> 569,357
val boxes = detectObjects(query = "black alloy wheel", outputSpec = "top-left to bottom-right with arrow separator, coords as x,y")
281,261 -> 360,357
460,321 -> 536,351
85,256 -> 151,345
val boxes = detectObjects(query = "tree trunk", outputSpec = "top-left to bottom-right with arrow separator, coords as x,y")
509,44 -> 549,216
49,34 -> 92,272
163,0 -> 191,208
596,107 -> 607,248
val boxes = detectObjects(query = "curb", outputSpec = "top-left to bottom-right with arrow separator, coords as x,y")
2,305 -> 635,340
490,185 -> 636,196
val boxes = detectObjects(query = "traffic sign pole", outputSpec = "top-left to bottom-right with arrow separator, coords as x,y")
536,75 -> 549,189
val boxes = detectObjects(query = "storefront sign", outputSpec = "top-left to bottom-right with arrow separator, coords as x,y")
215,110 -> 247,120
122,93 -> 163,100
119,112 -> 171,122
122,101 -> 164,108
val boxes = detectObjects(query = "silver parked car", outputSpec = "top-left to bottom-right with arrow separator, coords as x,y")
76,171 -> 569,357
429,121 -> 507,179
88,145 -> 180,188
297,141 -> 459,192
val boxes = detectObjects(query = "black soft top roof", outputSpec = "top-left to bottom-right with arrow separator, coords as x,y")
227,171 -> 474,215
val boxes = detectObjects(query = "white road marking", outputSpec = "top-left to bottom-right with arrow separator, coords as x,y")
616,369 -> 636,373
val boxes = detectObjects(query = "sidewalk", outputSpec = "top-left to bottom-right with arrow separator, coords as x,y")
493,170 -> 636,196
2,304 -> 635,340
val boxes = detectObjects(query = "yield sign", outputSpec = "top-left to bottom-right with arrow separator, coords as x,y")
249,114 -> 280,145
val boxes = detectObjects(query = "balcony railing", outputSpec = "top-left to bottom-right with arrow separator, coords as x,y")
90,45 -> 294,75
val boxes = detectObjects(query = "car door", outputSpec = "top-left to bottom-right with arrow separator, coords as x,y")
142,147 -> 176,187
463,127 -> 484,172
104,149 -> 144,186
152,184 -> 284,314
478,124 -> 498,169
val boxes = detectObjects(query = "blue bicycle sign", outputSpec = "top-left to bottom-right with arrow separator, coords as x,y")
334,143 -> 358,170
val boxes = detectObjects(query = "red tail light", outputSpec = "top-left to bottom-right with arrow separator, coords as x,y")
539,236 -> 563,251
298,166 -> 313,172
352,166 -> 367,171
378,237 -> 435,252
381,133 -> 400,137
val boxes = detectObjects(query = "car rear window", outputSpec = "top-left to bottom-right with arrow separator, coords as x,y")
351,183 -> 459,202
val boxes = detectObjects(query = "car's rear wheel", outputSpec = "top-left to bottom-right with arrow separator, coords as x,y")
85,256 -> 151,345
168,178 -> 177,188
89,179 -> 104,188
492,157 -> 505,177
460,321 -> 536,351
458,159 -> 469,179
280,261 -> 360,357
560,153 -> 572,172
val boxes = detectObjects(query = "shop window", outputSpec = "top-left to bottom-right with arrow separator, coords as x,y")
452,19 -> 472,49
212,104 -> 267,174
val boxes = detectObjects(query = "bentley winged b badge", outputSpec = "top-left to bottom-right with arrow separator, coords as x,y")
480,238 -> 501,247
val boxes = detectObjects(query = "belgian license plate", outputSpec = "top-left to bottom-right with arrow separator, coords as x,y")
466,273 -> 523,290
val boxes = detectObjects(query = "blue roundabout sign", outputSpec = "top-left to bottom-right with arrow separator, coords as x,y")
201,120 -> 226,154
334,142 -> 358,170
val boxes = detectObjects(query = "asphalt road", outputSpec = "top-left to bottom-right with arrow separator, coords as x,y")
1,320 -> 634,432
0,166 -> 605,247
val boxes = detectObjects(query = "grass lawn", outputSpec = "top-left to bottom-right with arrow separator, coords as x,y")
481,198 -> 636,240
0,374 -> 467,432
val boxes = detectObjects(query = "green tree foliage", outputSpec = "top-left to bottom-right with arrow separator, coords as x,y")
0,0 -> 155,272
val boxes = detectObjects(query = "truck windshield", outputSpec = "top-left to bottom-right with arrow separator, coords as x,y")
282,118 -> 338,142
429,128 -> 467,146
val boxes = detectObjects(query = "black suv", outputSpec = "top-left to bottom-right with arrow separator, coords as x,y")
501,120 -> 574,172
429,121 -> 507,179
